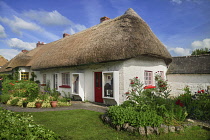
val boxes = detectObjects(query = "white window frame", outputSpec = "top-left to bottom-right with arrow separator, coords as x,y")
144,71 -> 153,86
61,73 -> 70,86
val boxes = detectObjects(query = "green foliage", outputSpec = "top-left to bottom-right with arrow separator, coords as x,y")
10,98 -> 20,106
12,67 -> 20,80
0,94 -> 10,103
108,77 -> 187,127
108,106 -> 163,127
0,108 -> 60,139
2,80 -> 39,102
191,47 -> 209,55
176,86 -> 210,122
29,72 -> 37,81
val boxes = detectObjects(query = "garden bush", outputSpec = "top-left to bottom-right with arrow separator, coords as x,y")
0,108 -> 60,139
107,76 -> 188,127
176,86 -> 210,121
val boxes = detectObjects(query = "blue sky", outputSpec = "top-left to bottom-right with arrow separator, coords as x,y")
0,0 -> 210,60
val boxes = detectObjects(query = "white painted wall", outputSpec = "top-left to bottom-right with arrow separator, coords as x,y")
34,56 -> 168,105
121,56 -> 168,103
167,74 -> 210,96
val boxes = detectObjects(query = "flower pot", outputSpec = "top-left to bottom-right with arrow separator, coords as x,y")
35,102 -> 42,108
50,101 -> 57,108
22,102 -> 28,108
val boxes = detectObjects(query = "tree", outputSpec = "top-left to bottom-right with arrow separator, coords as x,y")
191,48 -> 210,55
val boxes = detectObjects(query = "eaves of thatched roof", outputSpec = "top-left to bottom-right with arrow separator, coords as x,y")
167,54 -> 210,74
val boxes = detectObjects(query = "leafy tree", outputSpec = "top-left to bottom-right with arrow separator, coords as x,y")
191,48 -> 209,55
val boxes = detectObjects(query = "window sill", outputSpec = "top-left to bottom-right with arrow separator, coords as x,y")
59,85 -> 71,88
103,97 -> 114,99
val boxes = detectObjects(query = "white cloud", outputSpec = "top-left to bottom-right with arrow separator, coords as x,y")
0,49 -> 20,60
191,38 -> 210,49
0,25 -> 7,38
6,38 -> 36,50
169,47 -> 191,56
0,16 -> 41,35
171,0 -> 182,4
23,10 -> 71,26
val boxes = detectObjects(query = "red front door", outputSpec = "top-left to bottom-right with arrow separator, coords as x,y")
94,72 -> 103,103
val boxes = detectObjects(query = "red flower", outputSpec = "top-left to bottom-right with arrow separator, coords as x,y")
201,90 -> 205,93
179,103 -> 184,107
15,81 -> 19,82
197,91 -> 201,93
130,82 -> 134,84
176,100 -> 181,105
136,77 -> 138,79
125,92 -> 129,95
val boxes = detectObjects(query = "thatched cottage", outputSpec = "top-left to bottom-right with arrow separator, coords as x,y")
167,54 -> 210,96
0,55 -> 8,68
0,8 -> 172,105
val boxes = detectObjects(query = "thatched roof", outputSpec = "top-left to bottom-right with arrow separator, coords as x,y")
0,55 -> 8,66
167,54 -> 210,74
1,8 -> 172,71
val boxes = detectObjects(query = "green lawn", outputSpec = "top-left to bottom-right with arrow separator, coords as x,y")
21,109 -> 210,140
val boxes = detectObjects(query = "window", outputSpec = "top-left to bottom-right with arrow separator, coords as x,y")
103,73 -> 114,97
53,74 -> 58,90
43,74 -> 46,84
21,72 -> 29,80
144,71 -> 153,85
61,73 -> 70,86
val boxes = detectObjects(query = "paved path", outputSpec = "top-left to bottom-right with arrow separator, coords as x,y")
0,101 -> 108,113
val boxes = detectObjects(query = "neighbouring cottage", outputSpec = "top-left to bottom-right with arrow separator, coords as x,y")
0,8 -> 172,105
167,54 -> 210,96
0,55 -> 8,69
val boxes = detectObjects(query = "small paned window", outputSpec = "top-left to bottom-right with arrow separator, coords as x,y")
62,73 -> 70,86
21,72 -> 29,80
144,71 -> 153,85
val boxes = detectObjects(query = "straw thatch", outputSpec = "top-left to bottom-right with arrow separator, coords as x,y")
0,55 -> 8,67
167,54 -> 210,74
1,8 -> 172,71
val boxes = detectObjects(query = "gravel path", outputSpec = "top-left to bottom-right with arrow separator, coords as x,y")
0,101 -> 108,113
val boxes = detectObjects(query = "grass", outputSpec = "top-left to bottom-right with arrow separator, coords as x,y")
20,109 -> 210,140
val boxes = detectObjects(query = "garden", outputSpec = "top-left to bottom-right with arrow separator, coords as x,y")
0,75 -> 71,108
102,75 -> 210,135
0,74 -> 210,139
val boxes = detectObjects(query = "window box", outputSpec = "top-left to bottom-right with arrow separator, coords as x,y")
59,85 -> 71,88
40,84 -> 46,86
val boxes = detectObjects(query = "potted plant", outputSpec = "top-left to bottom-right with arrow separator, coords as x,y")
50,96 -> 58,108
35,99 -> 43,108
49,89 -> 60,108
22,98 -> 28,108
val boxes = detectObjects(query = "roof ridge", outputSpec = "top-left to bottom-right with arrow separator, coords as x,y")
124,8 -> 141,18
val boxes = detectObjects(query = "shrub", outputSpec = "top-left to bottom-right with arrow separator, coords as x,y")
0,94 -> 10,104
10,98 -> 20,106
0,108 -> 60,139
107,77 -> 188,127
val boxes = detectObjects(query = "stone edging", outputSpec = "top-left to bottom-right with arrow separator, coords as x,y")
101,114 -> 202,136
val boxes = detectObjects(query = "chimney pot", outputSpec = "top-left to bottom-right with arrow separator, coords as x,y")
22,50 -> 28,53
36,41 -> 45,47
63,33 -> 70,38
100,16 -> 110,23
